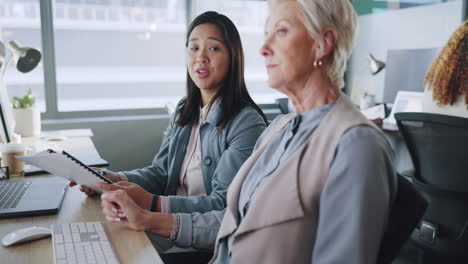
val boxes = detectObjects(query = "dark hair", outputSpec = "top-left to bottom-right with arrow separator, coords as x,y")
177,11 -> 267,129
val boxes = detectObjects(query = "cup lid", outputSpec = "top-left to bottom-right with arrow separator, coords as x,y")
0,143 -> 26,153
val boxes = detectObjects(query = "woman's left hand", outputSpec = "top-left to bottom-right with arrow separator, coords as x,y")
101,190 -> 149,231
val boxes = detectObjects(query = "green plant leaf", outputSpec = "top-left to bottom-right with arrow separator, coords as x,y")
11,90 -> 36,109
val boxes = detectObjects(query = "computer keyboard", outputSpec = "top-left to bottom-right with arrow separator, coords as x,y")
51,222 -> 120,264
0,181 -> 31,209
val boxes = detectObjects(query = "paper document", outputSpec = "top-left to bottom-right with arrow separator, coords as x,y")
361,104 -> 386,120
17,150 -> 112,193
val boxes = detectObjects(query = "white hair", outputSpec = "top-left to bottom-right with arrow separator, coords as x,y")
269,0 -> 358,89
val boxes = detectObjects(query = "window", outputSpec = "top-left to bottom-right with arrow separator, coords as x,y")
1,0 -> 289,117
0,0 -> 45,111
193,0 -> 284,104
53,0 -> 188,111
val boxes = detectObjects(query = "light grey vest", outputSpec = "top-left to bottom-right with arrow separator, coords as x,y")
210,94 -> 389,264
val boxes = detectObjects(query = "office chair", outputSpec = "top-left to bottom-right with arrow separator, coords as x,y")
395,112 -> 468,263
377,173 -> 428,264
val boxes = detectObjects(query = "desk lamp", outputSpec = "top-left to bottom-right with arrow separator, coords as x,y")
0,40 -> 42,143
1,40 -> 41,74
368,54 -> 385,75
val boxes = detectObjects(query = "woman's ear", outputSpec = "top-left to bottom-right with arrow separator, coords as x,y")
315,28 -> 338,59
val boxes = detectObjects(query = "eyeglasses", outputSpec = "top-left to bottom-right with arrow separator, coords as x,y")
0,166 -> 9,180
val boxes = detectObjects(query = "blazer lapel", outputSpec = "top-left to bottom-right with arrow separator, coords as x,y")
234,143 -> 306,237
217,114 -> 296,240
217,140 -> 271,239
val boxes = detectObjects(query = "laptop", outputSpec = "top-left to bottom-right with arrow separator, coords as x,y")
0,177 -> 67,218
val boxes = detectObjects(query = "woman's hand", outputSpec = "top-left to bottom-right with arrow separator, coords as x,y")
101,190 -> 174,237
68,168 -> 123,196
97,181 -> 153,210
101,190 -> 149,231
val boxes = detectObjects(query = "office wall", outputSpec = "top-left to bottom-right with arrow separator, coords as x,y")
346,1 -> 463,104
43,117 -> 169,172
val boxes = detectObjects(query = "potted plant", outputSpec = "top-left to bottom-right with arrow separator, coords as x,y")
11,89 -> 41,137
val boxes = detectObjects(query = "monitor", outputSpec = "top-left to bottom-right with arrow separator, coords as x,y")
0,79 -> 15,144
383,48 -> 440,104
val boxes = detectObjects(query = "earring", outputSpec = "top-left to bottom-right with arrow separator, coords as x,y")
313,60 -> 323,68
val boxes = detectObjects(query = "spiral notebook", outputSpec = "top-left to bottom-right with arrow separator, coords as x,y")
17,149 -> 112,193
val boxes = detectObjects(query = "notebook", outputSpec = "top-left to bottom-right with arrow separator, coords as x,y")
23,141 -> 109,176
17,150 -> 112,193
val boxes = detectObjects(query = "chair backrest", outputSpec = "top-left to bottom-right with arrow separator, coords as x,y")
377,174 -> 428,264
395,112 -> 468,192
395,112 -> 468,256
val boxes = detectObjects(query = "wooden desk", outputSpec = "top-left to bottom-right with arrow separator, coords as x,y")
0,174 -> 163,264
1,131 -> 163,263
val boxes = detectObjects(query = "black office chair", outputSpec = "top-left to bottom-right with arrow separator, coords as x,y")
395,112 -> 468,263
377,173 -> 428,264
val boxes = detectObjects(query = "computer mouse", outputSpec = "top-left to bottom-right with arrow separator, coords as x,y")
2,226 -> 51,247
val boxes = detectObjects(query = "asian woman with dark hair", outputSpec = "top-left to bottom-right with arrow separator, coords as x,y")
75,11 -> 267,225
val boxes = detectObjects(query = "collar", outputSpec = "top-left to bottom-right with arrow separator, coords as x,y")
204,98 -> 223,126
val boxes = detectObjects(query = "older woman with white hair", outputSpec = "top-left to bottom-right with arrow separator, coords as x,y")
100,0 -> 397,263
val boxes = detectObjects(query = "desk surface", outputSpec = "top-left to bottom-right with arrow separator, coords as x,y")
1,132 -> 162,263
0,174 -> 163,264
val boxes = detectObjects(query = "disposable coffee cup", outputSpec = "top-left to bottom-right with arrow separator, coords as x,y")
0,144 -> 30,177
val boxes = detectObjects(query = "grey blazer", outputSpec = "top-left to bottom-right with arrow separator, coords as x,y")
121,100 -> 267,214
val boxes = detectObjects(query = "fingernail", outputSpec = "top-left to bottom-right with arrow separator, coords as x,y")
101,193 -> 108,199
111,208 -> 117,213
114,218 -> 121,222
117,213 -> 126,218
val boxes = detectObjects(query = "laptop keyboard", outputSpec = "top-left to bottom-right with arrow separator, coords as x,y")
52,222 -> 120,264
0,181 -> 31,209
